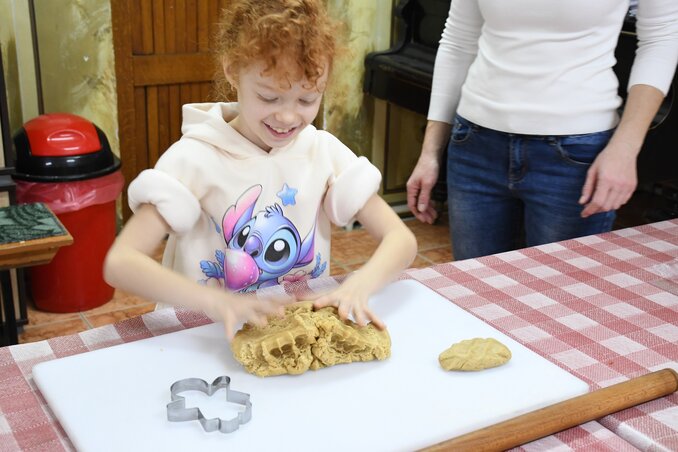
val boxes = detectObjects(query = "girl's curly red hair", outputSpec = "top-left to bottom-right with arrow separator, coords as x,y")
214,0 -> 343,98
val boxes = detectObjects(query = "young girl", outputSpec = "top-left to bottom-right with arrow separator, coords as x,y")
104,0 -> 417,339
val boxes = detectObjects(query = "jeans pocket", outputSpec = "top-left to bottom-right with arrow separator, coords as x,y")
550,129 -> 614,166
450,115 -> 475,144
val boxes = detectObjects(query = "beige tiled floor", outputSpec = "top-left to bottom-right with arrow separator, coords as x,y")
18,217 -> 453,344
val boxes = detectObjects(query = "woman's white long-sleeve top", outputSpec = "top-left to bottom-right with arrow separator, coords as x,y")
428,0 -> 678,135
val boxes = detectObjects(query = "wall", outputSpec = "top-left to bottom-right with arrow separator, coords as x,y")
0,0 -> 39,143
1,0 -> 118,160
34,0 -> 119,157
1,0 -> 391,175
323,0 -> 392,161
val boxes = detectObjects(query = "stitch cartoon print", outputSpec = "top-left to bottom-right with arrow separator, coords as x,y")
200,185 -> 326,292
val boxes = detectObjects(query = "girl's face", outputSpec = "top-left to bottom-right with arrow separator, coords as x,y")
228,61 -> 328,152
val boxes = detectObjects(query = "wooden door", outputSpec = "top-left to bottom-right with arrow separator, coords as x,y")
111,0 -> 230,219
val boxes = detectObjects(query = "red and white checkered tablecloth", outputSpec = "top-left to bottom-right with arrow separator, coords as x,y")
407,219 -> 678,451
0,220 -> 676,451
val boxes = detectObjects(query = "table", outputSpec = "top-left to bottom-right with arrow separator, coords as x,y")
0,220 -> 676,451
0,203 -> 73,345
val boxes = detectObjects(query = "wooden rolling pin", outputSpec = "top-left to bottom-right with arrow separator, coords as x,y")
423,368 -> 678,452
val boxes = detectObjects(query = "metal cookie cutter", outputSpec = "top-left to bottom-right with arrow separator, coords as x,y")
167,376 -> 252,433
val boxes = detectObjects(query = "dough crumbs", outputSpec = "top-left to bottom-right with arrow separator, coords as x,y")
231,302 -> 391,377
439,338 -> 511,371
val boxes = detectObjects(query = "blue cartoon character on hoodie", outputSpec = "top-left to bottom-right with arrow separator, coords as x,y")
200,184 -> 326,292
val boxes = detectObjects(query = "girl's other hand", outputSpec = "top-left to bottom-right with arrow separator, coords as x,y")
209,290 -> 290,340
309,274 -> 385,330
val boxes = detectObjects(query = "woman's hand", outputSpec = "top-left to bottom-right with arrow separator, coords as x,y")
579,141 -> 638,218
579,84 -> 666,218
406,153 -> 441,224
406,120 -> 452,224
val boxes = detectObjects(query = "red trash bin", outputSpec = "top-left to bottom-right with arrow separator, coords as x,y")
12,113 -> 124,312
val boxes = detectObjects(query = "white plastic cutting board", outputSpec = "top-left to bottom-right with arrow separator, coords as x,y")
33,280 -> 589,452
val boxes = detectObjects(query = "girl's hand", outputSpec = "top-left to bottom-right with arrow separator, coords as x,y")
308,193 -> 415,330
310,273 -> 385,330
208,290 -> 288,339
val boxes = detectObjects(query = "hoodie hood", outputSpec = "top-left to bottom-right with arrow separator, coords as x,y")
179,102 -> 312,158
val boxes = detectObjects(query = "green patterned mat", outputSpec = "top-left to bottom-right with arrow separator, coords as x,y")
0,203 -> 67,245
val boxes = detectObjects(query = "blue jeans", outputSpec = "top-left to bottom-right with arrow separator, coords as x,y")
447,115 -> 616,260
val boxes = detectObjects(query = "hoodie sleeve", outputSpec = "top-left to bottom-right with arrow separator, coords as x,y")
321,133 -> 382,226
127,139 -> 210,234
128,169 -> 201,234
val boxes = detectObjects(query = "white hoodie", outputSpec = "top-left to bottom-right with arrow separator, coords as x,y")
128,102 -> 381,292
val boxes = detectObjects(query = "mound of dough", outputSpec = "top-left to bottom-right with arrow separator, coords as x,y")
439,338 -> 511,371
231,302 -> 391,377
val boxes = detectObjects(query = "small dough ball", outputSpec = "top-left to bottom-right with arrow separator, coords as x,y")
439,338 -> 511,371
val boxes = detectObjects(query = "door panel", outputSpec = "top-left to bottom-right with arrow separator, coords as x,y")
111,0 -> 229,219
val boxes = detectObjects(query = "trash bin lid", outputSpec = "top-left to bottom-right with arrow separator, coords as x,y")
12,113 -> 121,182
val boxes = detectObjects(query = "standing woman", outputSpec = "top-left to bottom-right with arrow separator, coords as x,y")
407,1 -> 678,260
